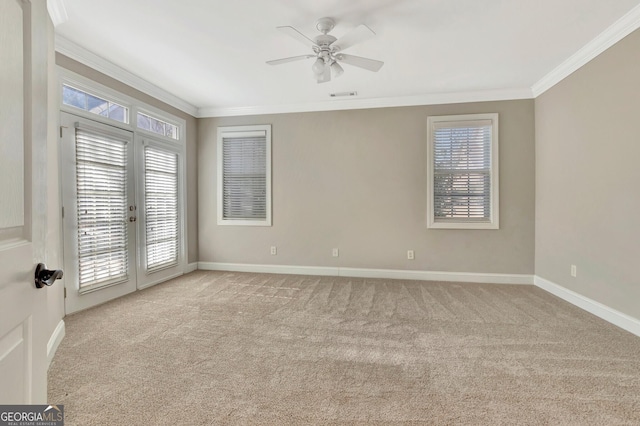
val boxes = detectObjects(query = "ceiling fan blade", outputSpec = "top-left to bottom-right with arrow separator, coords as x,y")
277,26 -> 317,49
316,64 -> 331,84
332,24 -> 376,51
336,53 -> 384,72
266,55 -> 315,66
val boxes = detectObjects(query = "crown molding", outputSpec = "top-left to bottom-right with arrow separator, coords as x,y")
532,3 -> 640,97
196,87 -> 534,118
47,0 -> 68,27
55,36 -> 198,117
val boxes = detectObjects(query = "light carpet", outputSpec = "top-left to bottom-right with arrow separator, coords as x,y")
48,271 -> 640,425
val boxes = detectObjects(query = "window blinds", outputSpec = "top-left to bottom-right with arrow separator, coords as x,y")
144,146 -> 179,272
433,120 -> 492,221
222,133 -> 267,220
75,127 -> 129,288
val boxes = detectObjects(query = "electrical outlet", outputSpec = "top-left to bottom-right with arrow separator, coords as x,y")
332,248 -> 339,257
270,246 -> 277,255
570,264 -> 577,277
407,250 -> 415,260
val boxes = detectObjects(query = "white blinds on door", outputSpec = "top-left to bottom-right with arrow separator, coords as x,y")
433,120 -> 492,221
75,127 -> 129,288
144,146 -> 179,272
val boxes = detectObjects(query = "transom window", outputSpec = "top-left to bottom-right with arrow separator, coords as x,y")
137,112 -> 179,140
62,84 -> 128,123
427,113 -> 499,229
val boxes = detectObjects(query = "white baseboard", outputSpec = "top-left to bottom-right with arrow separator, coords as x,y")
534,276 -> 640,338
47,320 -> 65,367
339,267 -> 533,284
198,262 -> 340,277
138,270 -> 184,291
184,262 -> 198,273
197,262 -> 533,285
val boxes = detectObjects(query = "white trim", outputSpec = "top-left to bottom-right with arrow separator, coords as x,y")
185,262 -> 198,273
532,4 -> 640,97
137,270 -> 184,291
197,88 -> 533,118
339,268 -> 530,284
199,262 -> 340,276
55,36 -> 198,117
534,276 -> 640,338
47,320 -> 65,366
198,262 -> 533,285
47,0 -> 68,27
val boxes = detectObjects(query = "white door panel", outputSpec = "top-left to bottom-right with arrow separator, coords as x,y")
61,113 -> 137,314
0,0 -> 50,404
137,136 -> 184,289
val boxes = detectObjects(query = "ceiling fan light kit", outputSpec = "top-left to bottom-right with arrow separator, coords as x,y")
267,17 -> 384,84
330,61 -> 344,78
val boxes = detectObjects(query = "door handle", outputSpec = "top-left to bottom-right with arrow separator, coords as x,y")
35,263 -> 64,288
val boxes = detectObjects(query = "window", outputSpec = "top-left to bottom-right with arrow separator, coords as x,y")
217,125 -> 271,226
137,112 -> 179,140
62,84 -> 128,123
427,113 -> 499,229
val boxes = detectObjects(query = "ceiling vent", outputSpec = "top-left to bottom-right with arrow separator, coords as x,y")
329,91 -> 358,98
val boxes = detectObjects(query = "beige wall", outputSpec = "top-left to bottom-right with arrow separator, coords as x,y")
535,29 -> 640,319
55,54 -> 199,264
199,100 -> 535,274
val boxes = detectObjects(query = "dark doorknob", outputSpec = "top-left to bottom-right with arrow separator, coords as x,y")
35,263 -> 63,288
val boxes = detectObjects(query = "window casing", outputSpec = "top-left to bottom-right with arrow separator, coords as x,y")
217,125 -> 272,226
427,113 -> 499,229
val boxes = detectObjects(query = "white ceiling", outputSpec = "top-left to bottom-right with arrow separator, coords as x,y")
52,0 -> 640,117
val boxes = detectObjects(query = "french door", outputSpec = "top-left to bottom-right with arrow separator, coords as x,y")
61,112 -> 183,314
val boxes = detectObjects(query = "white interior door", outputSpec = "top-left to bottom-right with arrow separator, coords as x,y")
61,112 -> 137,314
0,0 -> 51,404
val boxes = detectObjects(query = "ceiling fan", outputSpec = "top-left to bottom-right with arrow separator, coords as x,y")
266,17 -> 384,84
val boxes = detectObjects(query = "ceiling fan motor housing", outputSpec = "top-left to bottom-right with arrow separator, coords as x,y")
315,17 -> 335,34
314,34 -> 337,47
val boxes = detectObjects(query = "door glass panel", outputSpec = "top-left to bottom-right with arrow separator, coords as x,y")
75,126 -> 129,289
144,146 -> 178,272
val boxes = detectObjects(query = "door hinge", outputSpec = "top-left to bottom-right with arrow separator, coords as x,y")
62,206 -> 64,218
64,287 -> 67,298
60,126 -> 63,138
